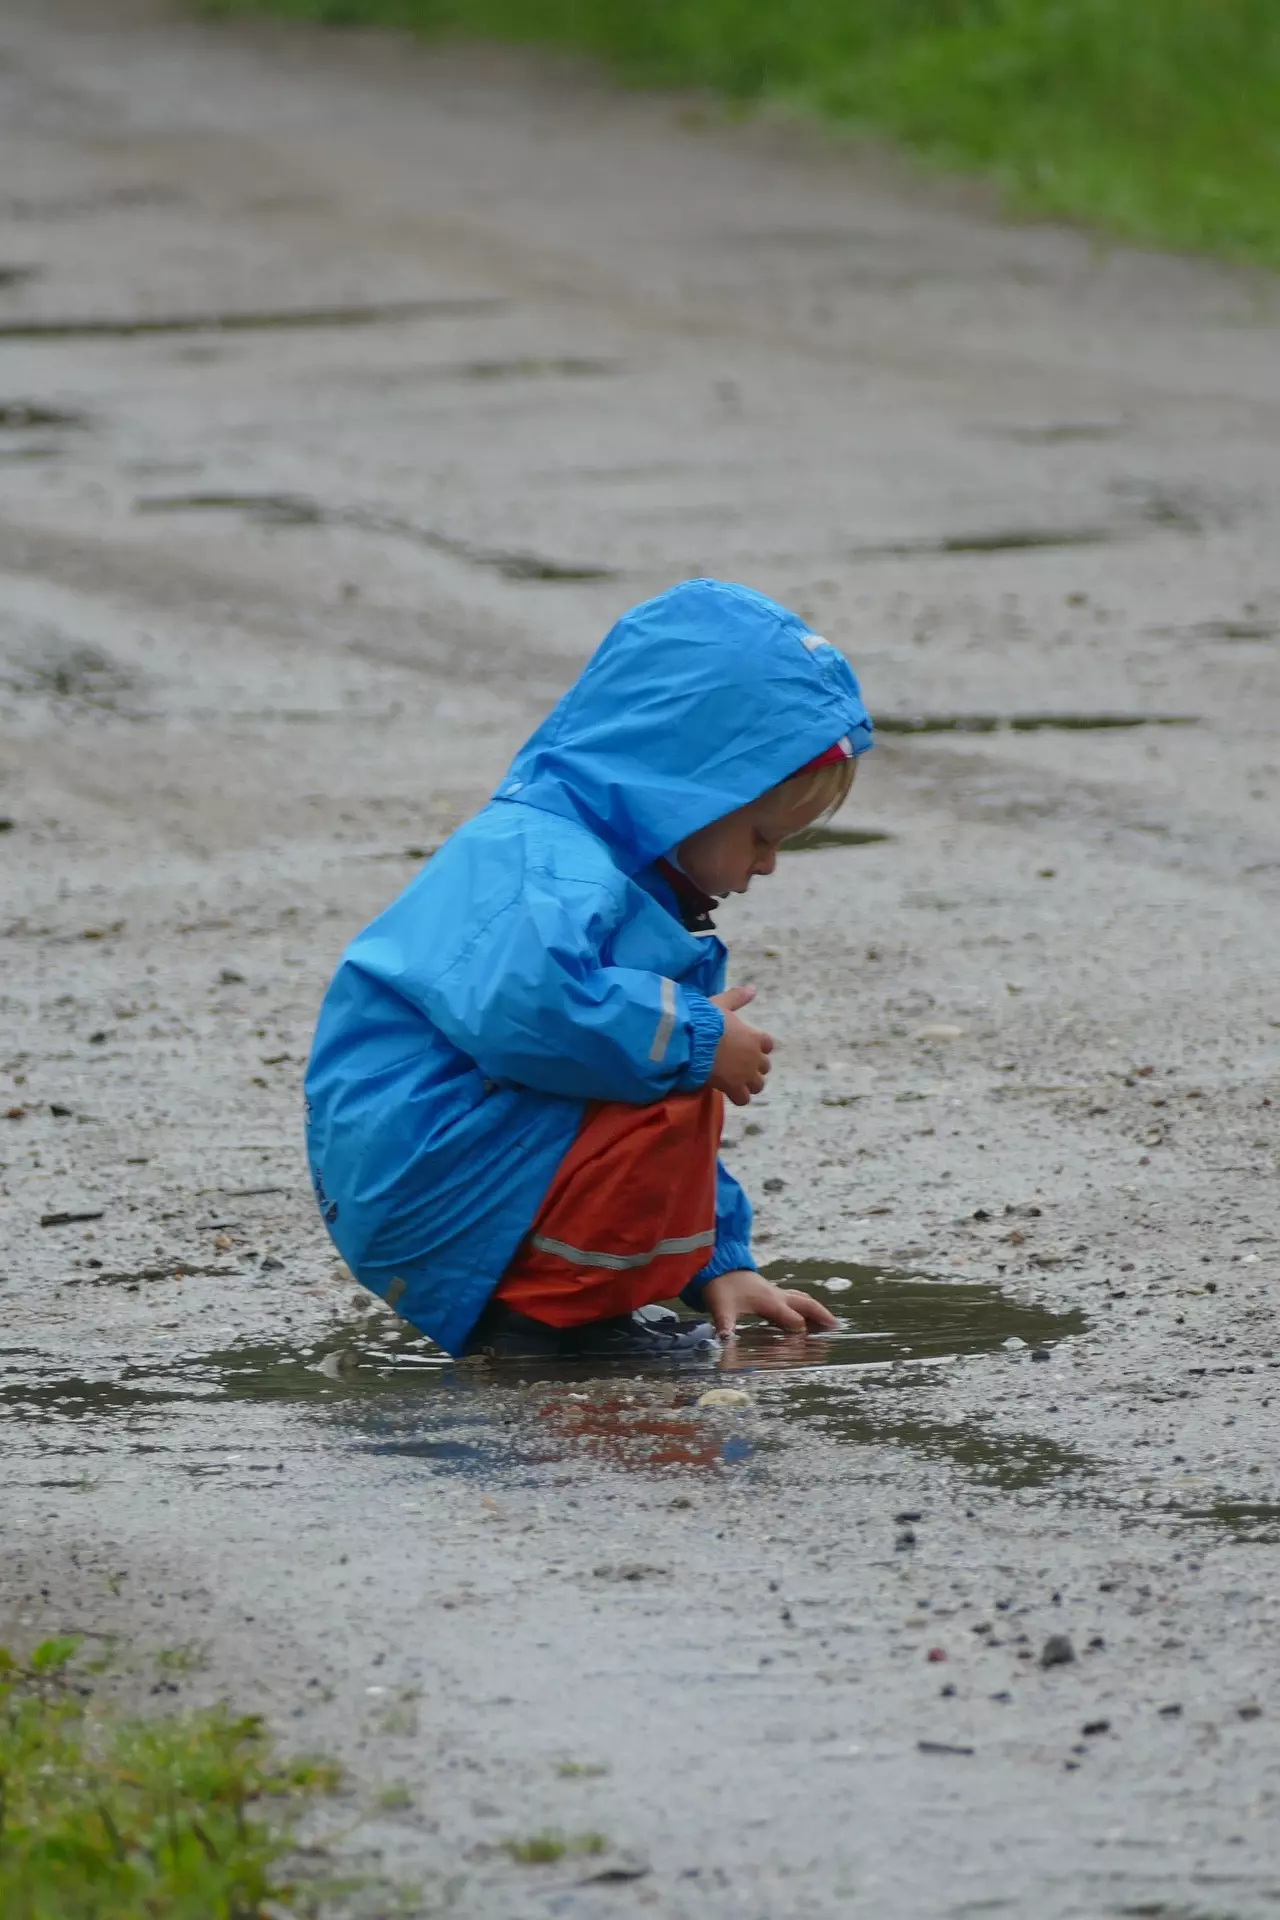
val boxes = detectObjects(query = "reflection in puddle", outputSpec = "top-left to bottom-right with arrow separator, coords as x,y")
4,1259 -> 1089,1488
749,1258 -> 1086,1369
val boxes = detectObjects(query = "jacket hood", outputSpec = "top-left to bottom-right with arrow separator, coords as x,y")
494,578 -> 874,871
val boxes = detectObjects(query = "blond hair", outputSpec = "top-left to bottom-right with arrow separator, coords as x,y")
762,756 -> 857,835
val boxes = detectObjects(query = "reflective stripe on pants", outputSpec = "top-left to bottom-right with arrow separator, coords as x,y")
495,1087 -> 722,1327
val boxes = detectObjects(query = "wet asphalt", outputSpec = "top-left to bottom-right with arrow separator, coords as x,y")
1,1 -> 1279,1913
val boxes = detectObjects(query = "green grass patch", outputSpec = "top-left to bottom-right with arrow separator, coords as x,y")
0,1636 -> 340,1919
200,0 -> 1280,267
500,1828 -> 607,1864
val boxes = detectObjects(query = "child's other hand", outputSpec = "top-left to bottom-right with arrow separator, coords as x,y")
707,984 -> 773,1107
702,1268 -> 837,1340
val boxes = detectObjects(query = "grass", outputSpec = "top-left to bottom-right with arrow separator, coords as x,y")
500,1828 -> 607,1864
0,1636 -> 340,1920
200,0 -> 1280,267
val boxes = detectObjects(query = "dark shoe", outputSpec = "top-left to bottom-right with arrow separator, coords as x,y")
464,1300 -> 717,1361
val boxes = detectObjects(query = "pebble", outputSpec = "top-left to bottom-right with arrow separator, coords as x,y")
913,1023 -> 965,1042
1040,1634 -> 1076,1669
822,1276 -> 853,1292
1002,1336 -> 1027,1351
697,1387 -> 752,1410
762,1177 -> 786,1193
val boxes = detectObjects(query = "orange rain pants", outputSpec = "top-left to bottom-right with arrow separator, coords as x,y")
495,1086 -> 723,1327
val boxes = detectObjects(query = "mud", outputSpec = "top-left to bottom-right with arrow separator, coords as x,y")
2,3 -> 1279,1916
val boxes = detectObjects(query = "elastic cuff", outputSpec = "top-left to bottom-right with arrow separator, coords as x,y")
679,993 -> 724,1090
681,1237 -> 756,1309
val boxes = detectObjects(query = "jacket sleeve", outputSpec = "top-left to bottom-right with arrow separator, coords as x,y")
681,1160 -> 756,1308
418,879 -> 724,1105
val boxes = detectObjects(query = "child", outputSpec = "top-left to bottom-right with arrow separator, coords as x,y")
305,578 -> 874,1359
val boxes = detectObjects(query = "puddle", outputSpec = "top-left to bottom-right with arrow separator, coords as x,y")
0,401 -> 91,431
1188,619 -> 1278,643
850,526 -> 1113,560
0,298 -> 504,341
453,356 -> 617,382
982,421 -> 1126,444
746,1259 -> 1087,1370
4,1262 -> 1089,1487
776,1378 -> 1093,1490
781,825 -> 892,852
135,492 -> 616,584
877,712 -> 1195,736
1171,1501 -> 1280,1544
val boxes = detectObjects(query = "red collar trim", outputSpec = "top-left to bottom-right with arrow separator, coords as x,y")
653,857 -> 718,930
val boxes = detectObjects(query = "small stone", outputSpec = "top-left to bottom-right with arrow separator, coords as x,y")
1040,1634 -> 1076,1669
1081,1719 -> 1110,1737
1003,1336 -> 1027,1352
260,1254 -> 284,1271
1031,1348 -> 1052,1362
1158,1702 -> 1182,1718
219,967 -> 245,985
927,1648 -> 947,1663
315,1350 -> 356,1379
762,1177 -> 786,1193
1238,1703 -> 1263,1721
213,1233 -> 234,1252
895,1529 -> 917,1551
913,1023 -> 965,1043
696,1387 -> 752,1410
822,1276 -> 853,1292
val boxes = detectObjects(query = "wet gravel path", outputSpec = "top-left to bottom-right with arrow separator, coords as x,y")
2,2 -> 1279,1912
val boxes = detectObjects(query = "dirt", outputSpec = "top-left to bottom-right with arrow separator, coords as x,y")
1,1 -> 1279,1914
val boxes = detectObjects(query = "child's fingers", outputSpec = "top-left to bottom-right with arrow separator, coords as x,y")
713,1306 -> 739,1338
761,1293 -> 808,1332
714,984 -> 756,1013
785,1289 -> 838,1330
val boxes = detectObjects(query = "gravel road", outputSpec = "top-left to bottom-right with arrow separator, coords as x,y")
2,3 -> 1279,1913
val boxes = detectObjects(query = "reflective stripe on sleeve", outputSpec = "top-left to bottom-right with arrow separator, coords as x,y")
529,1228 -> 716,1272
648,975 -> 677,1064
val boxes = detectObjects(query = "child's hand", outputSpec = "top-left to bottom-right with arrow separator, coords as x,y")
702,1268 -> 837,1339
708,984 -> 773,1107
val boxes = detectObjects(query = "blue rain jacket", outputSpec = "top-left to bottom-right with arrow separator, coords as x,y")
305,579 -> 873,1354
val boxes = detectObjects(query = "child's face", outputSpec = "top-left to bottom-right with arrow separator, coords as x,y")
677,786 -> 832,898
